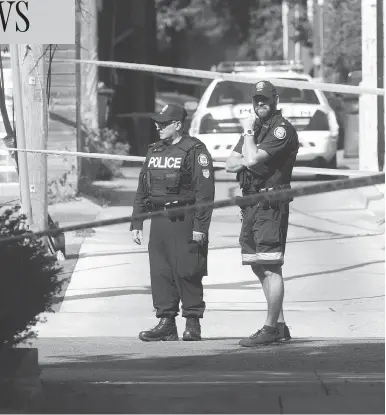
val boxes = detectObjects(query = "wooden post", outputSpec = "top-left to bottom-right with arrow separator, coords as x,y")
377,0 -> 385,171
384,0 -> 386,171
282,1 -> 289,60
9,44 -> 33,225
80,0 -> 99,133
359,0 -> 379,171
294,3 -> 301,61
76,0 -> 83,182
17,44 -> 48,232
76,0 -> 99,186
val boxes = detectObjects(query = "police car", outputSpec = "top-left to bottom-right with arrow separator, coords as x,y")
189,61 -> 339,168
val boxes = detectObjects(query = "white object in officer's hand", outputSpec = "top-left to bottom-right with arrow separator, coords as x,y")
239,113 -> 256,133
132,230 -> 143,245
192,231 -> 206,244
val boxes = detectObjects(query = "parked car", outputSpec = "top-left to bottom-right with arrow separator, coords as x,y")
189,61 -> 339,168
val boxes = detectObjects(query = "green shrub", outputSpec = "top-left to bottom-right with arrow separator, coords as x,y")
85,128 -> 131,181
0,205 -> 64,349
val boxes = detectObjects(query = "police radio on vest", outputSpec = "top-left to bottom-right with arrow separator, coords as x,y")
148,156 -> 182,169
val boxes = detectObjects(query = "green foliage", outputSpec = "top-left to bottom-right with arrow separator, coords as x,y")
156,0 -> 360,79
156,0 -> 285,60
245,0 -> 284,60
156,0 -> 228,47
47,152 -> 78,205
323,0 -> 361,82
84,127 -> 131,181
0,205 -> 64,349
292,16 -> 313,48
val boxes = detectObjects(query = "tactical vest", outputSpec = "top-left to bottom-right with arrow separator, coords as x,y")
144,136 -> 198,205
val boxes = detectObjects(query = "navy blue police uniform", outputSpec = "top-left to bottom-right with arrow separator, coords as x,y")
234,81 -> 299,266
131,104 -> 215,341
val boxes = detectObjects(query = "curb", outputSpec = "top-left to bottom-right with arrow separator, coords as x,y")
352,184 -> 384,216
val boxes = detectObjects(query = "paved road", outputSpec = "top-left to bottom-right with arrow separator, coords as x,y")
38,338 -> 384,414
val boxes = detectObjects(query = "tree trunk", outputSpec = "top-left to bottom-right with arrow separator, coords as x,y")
109,0 -> 157,156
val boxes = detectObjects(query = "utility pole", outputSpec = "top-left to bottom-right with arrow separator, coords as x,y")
318,0 -> 324,79
294,2 -> 301,62
312,0 -> 324,79
80,0 -> 99,132
75,0 -> 83,182
282,0 -> 289,60
77,0 -> 99,187
9,44 -> 33,225
307,0 -> 314,25
384,0 -> 386,171
17,44 -> 49,232
359,0 -> 379,171
377,0 -> 385,171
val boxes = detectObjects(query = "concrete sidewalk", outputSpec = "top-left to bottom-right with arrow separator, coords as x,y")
34,161 -> 385,338
48,198 -> 104,310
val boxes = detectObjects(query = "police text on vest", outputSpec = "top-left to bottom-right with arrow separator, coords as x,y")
148,157 -> 182,169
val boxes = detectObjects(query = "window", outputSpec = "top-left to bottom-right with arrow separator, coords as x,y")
207,80 -> 320,107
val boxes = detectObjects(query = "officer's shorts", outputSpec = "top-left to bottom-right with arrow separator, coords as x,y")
239,203 -> 289,266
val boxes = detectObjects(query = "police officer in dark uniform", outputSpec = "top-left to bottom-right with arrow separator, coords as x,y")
131,104 -> 215,342
226,80 -> 299,346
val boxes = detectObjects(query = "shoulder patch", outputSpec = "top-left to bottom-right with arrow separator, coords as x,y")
274,126 -> 287,140
198,153 -> 209,166
202,169 -> 210,178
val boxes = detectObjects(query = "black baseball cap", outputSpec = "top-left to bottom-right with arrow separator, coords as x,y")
253,80 -> 277,99
152,104 -> 188,123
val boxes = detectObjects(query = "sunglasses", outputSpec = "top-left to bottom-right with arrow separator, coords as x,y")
253,98 -> 271,106
155,121 -> 178,130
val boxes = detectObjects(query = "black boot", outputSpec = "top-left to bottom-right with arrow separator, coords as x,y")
183,317 -> 201,341
139,317 -> 179,342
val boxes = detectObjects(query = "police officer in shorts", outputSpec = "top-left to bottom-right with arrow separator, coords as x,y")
226,80 -> 299,346
131,104 -> 215,342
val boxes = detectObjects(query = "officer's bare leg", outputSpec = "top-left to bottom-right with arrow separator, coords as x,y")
251,263 -> 285,326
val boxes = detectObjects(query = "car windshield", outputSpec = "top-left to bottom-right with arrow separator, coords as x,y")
207,80 -> 320,107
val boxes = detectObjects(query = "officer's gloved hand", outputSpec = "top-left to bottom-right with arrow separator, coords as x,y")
132,230 -> 143,245
192,231 -> 206,245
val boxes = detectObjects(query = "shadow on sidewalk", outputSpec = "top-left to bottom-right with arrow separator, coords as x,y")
39,338 -> 385,374
83,182 -> 137,207
51,258 -> 384,304
38,338 -> 385,414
